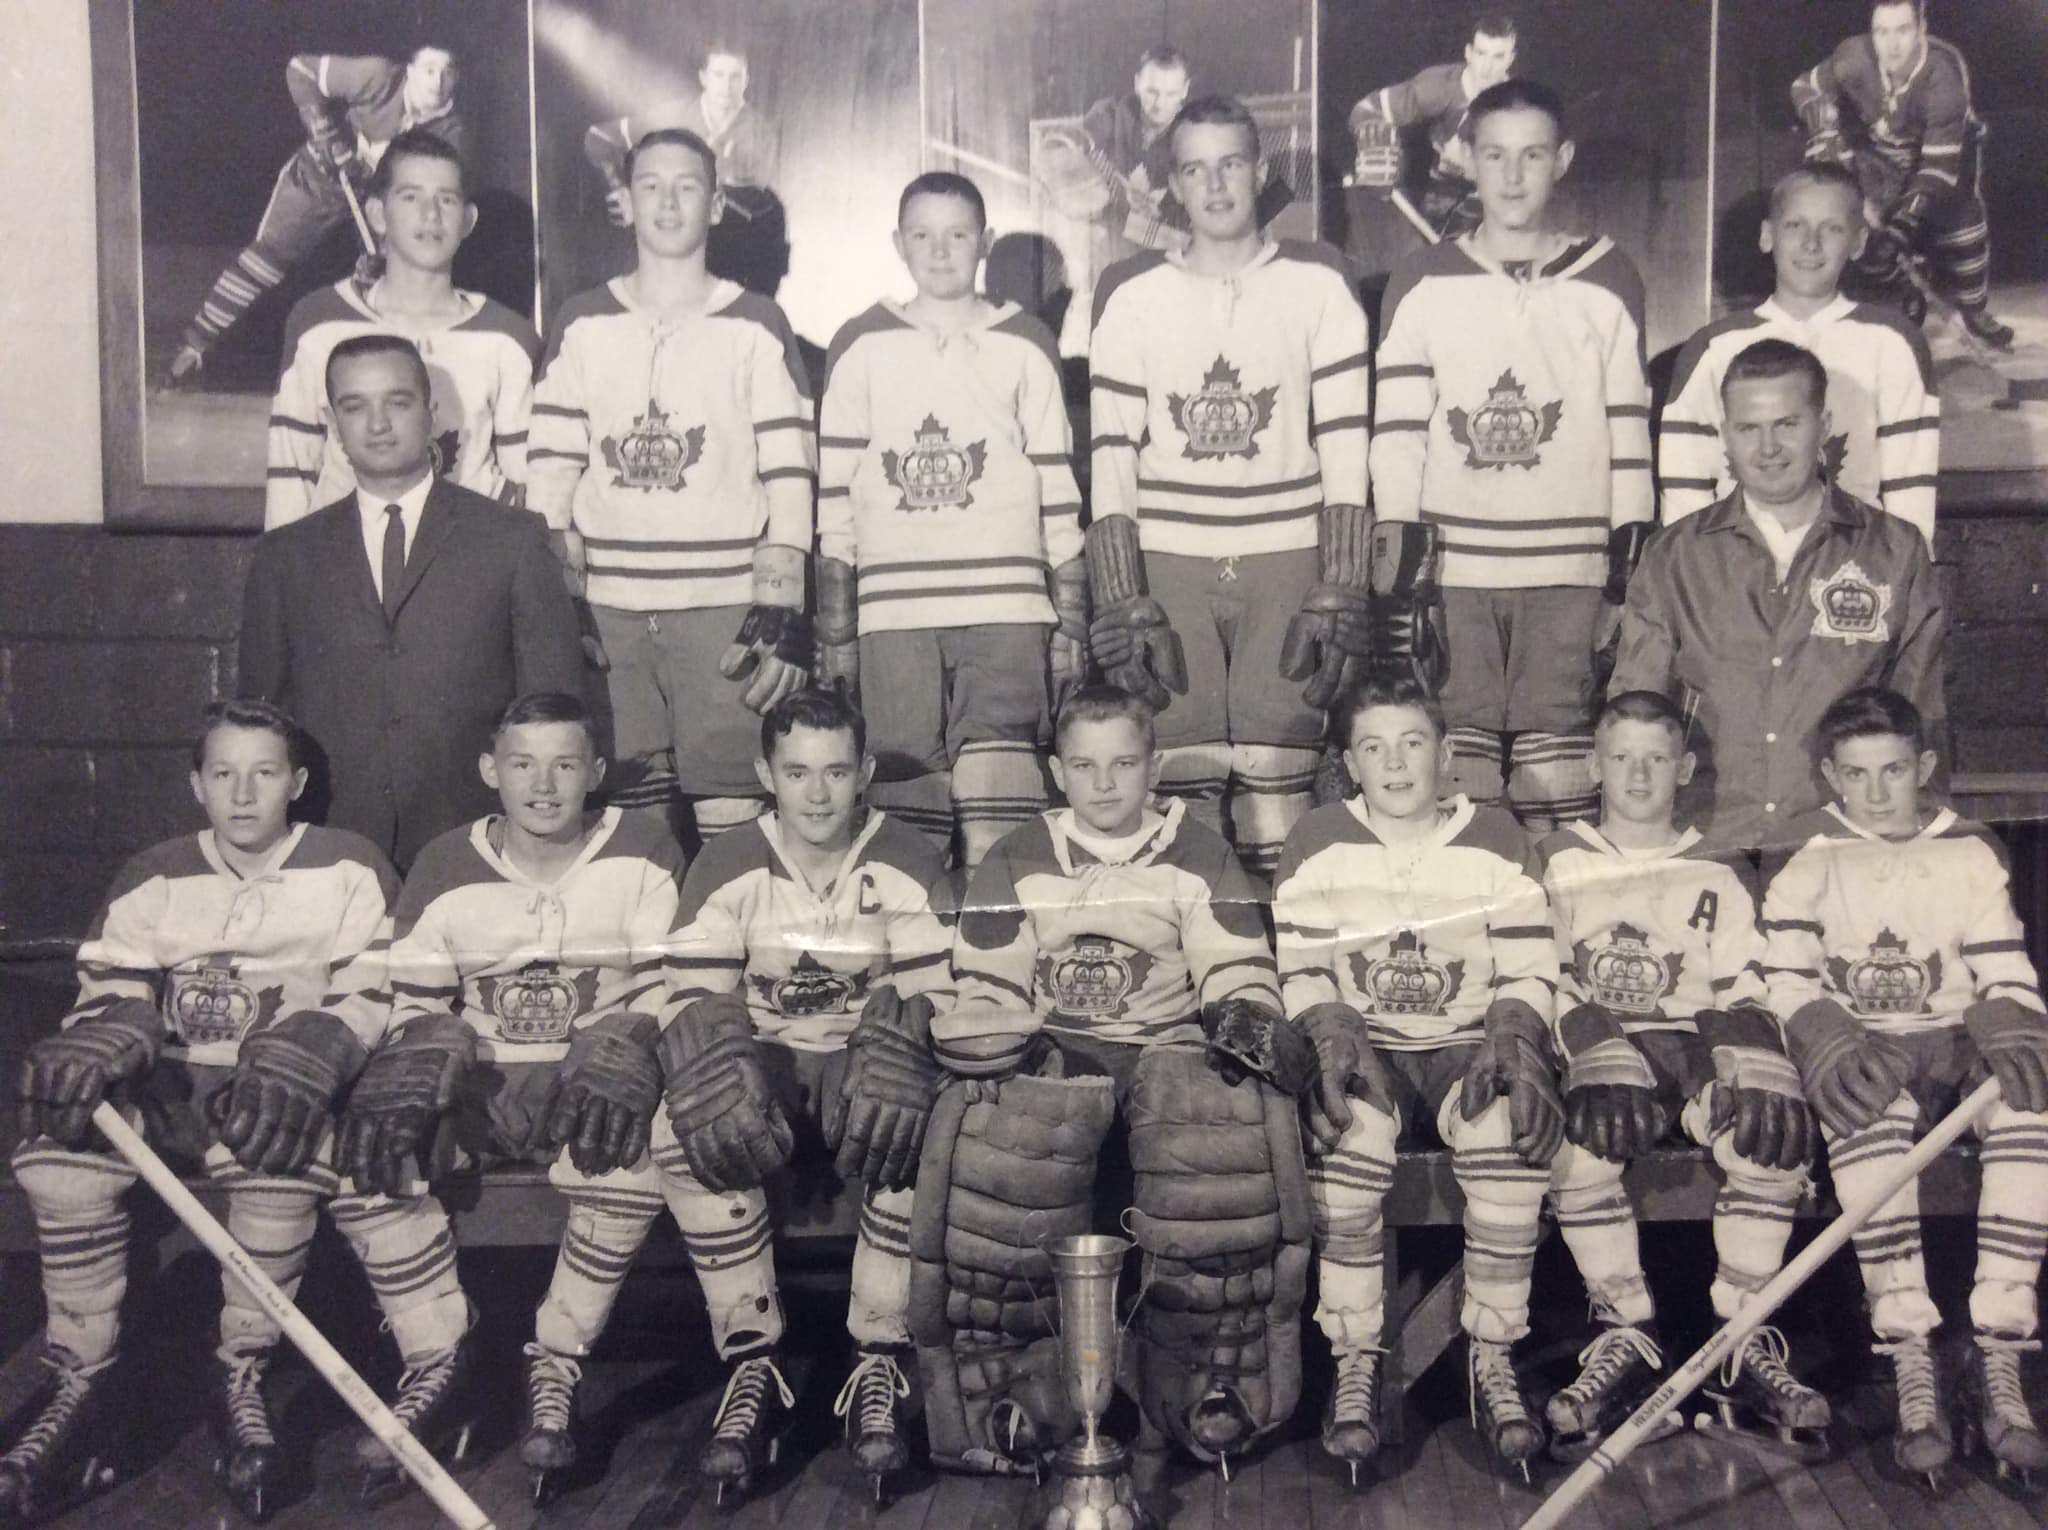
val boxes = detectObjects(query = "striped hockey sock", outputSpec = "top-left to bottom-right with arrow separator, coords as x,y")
1507,730 -> 1598,832
535,1182 -> 666,1356
1229,743 -> 1318,883
1306,1101 -> 1396,1350
1550,1142 -> 1653,1327
1970,1105 -> 2048,1338
13,1144 -> 134,1369
653,1146 -> 784,1360
870,771 -> 956,862
329,1189 -> 471,1363
1824,1093 -> 1940,1338
1153,743 -> 1230,837
848,1184 -> 914,1346
182,247 -> 288,356
953,742 -> 1047,869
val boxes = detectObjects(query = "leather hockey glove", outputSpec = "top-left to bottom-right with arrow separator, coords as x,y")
1367,521 -> 1448,691
1707,1041 -> 1814,1172
212,1010 -> 368,1176
718,544 -> 813,714
1279,503 -> 1376,710
1796,94 -> 1847,166
1048,556 -> 1092,715
1593,522 -> 1652,684
1297,1002 -> 1395,1156
1460,999 -> 1566,1167
1965,997 -> 2048,1115
1562,1030 -> 1664,1163
824,985 -> 941,1191
814,554 -> 860,696
1784,999 -> 1908,1140
1350,117 -> 1402,189
1201,997 -> 1316,1099
657,994 -> 795,1192
17,998 -> 164,1149
538,1011 -> 665,1177
1878,188 -> 1933,255
1085,515 -> 1186,711
337,1013 -> 478,1197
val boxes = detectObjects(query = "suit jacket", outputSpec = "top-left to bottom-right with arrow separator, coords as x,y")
239,478 -> 584,871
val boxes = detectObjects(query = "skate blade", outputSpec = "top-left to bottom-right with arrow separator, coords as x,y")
3,1456 -> 121,1527
1547,1411 -> 1684,1465
360,1422 -> 475,1508
1692,1409 -> 1831,1465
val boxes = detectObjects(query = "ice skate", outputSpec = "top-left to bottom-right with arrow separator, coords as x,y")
1321,1347 -> 1384,1489
1874,1337 -> 1952,1487
1546,1324 -> 1677,1463
1960,306 -> 2017,352
1188,1383 -> 1257,1480
0,1350 -> 120,1525
1695,1325 -> 1831,1462
212,1347 -> 281,1523
701,1351 -> 795,1506
355,1339 -> 475,1505
519,1343 -> 583,1505
832,1345 -> 912,1504
1962,1334 -> 2048,1487
1469,1337 -> 1545,1481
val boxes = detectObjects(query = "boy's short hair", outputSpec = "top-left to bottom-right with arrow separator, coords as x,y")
1721,336 -> 1828,411
193,698 -> 304,771
1054,683 -> 1157,754
703,39 -> 749,69
370,125 -> 466,199
1818,686 -> 1925,759
325,332 -> 430,399
1767,160 -> 1861,219
492,690 -> 599,752
1465,78 -> 1567,142
760,685 -> 867,761
1597,688 -> 1689,743
1168,94 -> 1261,162
625,126 -> 719,188
898,171 -> 986,231
1472,10 -> 1519,43
1136,45 -> 1189,76
1334,676 -> 1446,745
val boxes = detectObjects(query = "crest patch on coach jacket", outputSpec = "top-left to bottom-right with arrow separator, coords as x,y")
1351,929 -> 1464,1016
1809,558 -> 1893,645
882,415 -> 987,511
1448,368 -> 1562,472
602,399 -> 705,492
168,954 -> 284,1048
1168,355 -> 1277,461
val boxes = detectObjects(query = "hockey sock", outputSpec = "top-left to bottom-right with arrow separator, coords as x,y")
609,752 -> 686,846
535,1179 -> 666,1356
1549,1140 -> 1654,1327
869,770 -> 955,861
848,1183 -> 915,1347
1824,1093 -> 1940,1338
1447,1094 -> 1549,1343
691,796 -> 767,839
182,247 -> 287,356
1153,743 -> 1230,836
1446,728 -> 1507,806
1507,731 -> 1599,832
1691,1092 -> 1805,1320
651,1135 -> 783,1360
14,1144 -> 134,1368
329,1189 -> 470,1363
214,1159 -> 329,1352
1228,744 -> 1318,883
953,742 -> 1047,870
1931,214 -> 1992,312
1305,1100 -> 1397,1350
1970,1103 -> 2048,1339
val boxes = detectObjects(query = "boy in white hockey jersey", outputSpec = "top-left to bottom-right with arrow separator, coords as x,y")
1087,95 -> 1372,880
3,701 -> 466,1524
816,171 -> 1085,865
1370,79 -> 1653,830
1659,163 -> 1938,545
1275,676 -> 1562,1479
529,127 -> 816,847
1535,691 -> 1825,1460
334,690 -> 685,1503
654,687 -> 953,1502
265,128 -> 540,529
1765,687 -> 2048,1483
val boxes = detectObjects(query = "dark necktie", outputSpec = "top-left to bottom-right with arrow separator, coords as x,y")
381,504 -> 406,620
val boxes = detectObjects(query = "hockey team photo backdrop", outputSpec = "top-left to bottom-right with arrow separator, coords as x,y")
1713,0 -> 2048,480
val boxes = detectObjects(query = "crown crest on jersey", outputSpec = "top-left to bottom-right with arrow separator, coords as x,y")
168,954 -> 282,1048
1447,369 -> 1563,472
1831,928 -> 1938,1017
483,961 -> 598,1044
1168,355 -> 1277,461
1576,924 -> 1682,1016
758,952 -> 858,1018
1808,559 -> 1892,646
1353,929 -> 1463,1017
601,399 -> 706,492
882,415 -> 988,512
1043,935 -> 1153,1020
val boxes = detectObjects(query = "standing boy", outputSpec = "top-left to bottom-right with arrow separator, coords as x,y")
816,170 -> 1084,866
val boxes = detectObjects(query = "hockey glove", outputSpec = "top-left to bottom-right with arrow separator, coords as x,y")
1085,515 -> 1187,712
1201,998 -> 1316,1099
824,985 -> 941,1191
17,999 -> 164,1149
1367,521 -> 1448,692
1593,523 -> 1652,684
718,544 -> 813,714
1783,999 -> 1908,1140
1707,1043 -> 1815,1172
1965,997 -> 2048,1115
212,1010 -> 367,1176
657,994 -> 795,1192
1562,1031 -> 1663,1163
1048,556 -> 1092,716
538,1011 -> 665,1176
1350,117 -> 1402,190
1279,503 -> 1376,711
1880,189 -> 1933,254
814,555 -> 861,696
1797,95 -> 1847,167
1297,1002 -> 1395,1156
1460,999 -> 1566,1167
337,1013 -> 477,1197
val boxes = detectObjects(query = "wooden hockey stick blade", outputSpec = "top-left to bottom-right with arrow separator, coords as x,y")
1389,187 -> 1442,246
1523,1074 -> 2003,1530
88,1103 -> 494,1530
338,173 -> 378,258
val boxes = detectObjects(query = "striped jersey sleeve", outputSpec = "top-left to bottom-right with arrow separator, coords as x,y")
384,845 -> 468,1034
1656,313 -> 1761,525
1957,833 -> 2045,1014
526,287 -> 603,534
1180,836 -> 1283,1012
816,309 -> 880,567
1006,310 -> 1085,567
1869,306 -> 1940,545
1308,250 -> 1372,510
1366,257 -> 1435,526
1086,252 -> 1168,524
66,851 -> 176,1027
1599,249 -> 1654,530
736,291 -> 818,553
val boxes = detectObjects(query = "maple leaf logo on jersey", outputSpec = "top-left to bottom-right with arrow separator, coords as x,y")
168,954 -> 283,1048
481,961 -> 600,1044
1448,369 -> 1562,471
1823,431 -> 1849,485
428,426 -> 461,479
1042,935 -> 1155,1020
755,951 -> 861,1018
882,415 -> 988,512
1168,356 -> 1277,461
1830,928 -> 1938,1017
1350,930 -> 1464,1016
601,399 -> 705,492
1809,559 -> 1892,646
1575,923 -> 1683,1016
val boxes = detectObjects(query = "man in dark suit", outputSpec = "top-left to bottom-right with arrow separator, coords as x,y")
240,333 -> 584,871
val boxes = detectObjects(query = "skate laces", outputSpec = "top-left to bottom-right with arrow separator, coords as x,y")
1469,1341 -> 1532,1430
1977,1336 -> 2041,1424
1874,1338 -> 1940,1427
390,1344 -> 461,1427
832,1350 -> 910,1439
1722,1325 -> 1799,1395
523,1343 -> 582,1436
1556,1326 -> 1661,1410
0,1357 -> 95,1469
1331,1348 -> 1384,1423
713,1355 -> 794,1446
220,1350 -> 276,1448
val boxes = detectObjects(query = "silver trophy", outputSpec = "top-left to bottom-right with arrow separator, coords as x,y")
1042,1233 -> 1156,1530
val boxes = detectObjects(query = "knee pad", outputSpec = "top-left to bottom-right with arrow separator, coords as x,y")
692,796 -> 766,838
1548,1137 -> 1626,1216
1507,731 -> 1597,827
1306,1102 -> 1396,1252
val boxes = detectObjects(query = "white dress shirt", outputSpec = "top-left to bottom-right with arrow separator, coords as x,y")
356,472 -> 434,602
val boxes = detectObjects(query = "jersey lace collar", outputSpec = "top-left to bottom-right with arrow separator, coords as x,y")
470,805 -> 621,888
1342,792 -> 1474,850
198,821 -> 309,882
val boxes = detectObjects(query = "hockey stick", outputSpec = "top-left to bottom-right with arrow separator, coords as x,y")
1389,187 -> 1442,246
1522,1074 -> 2002,1530
337,172 -> 378,258
88,1102 -> 495,1530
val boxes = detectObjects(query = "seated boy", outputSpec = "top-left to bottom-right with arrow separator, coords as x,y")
1275,675 -> 1561,1481
1765,687 -> 2048,1485
925,683 -> 1311,1484
4,701 -> 466,1523
816,170 -> 1085,866
653,686 -> 954,1503
337,690 -> 683,1503
1535,690 -> 1822,1460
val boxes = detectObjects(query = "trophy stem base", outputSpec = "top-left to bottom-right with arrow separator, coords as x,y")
1043,1434 -> 1157,1530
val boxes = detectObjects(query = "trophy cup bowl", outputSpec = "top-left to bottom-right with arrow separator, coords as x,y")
1042,1233 -> 1155,1530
